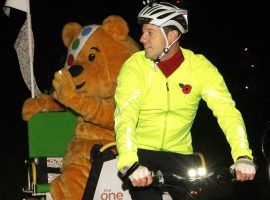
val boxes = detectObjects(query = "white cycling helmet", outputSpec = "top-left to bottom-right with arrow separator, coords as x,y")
138,1 -> 188,34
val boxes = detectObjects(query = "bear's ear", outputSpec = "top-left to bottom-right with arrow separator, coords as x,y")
101,15 -> 129,42
62,22 -> 82,48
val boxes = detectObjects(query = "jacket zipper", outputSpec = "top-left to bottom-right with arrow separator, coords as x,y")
166,82 -> 169,91
161,81 -> 170,148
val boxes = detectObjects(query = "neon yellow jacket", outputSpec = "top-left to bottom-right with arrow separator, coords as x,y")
114,48 -> 253,169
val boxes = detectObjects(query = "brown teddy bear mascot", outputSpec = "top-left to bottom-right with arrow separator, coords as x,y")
22,15 -> 139,200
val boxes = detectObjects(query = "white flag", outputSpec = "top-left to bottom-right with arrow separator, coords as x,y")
4,0 -> 41,97
3,0 -> 28,15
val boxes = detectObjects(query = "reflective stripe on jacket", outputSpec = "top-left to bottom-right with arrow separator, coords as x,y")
114,48 -> 253,169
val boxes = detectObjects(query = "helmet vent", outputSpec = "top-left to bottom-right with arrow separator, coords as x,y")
157,12 -> 174,19
151,9 -> 166,15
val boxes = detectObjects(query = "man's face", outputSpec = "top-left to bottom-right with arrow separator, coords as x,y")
140,24 -> 166,60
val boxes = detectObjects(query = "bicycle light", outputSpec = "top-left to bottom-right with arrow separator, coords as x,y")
187,167 -> 207,178
188,168 -> 196,178
197,167 -> 207,176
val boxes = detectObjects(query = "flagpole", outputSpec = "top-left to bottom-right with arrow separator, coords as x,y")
26,0 -> 35,98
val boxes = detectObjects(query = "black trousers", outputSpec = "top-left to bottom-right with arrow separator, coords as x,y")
129,149 -> 198,200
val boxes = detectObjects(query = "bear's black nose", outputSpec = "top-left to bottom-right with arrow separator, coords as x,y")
69,65 -> 83,77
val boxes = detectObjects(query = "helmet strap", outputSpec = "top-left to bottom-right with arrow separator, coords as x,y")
154,27 -> 181,64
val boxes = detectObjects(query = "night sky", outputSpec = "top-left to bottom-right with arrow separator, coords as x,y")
0,0 -> 269,199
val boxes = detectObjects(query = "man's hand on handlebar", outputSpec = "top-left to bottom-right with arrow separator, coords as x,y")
230,157 -> 256,181
120,163 -> 153,187
129,165 -> 153,187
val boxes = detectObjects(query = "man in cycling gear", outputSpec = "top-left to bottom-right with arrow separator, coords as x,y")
114,1 -> 256,199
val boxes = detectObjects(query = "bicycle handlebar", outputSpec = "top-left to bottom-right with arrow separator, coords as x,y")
120,152 -> 236,197
121,167 -> 236,200
122,166 -> 236,193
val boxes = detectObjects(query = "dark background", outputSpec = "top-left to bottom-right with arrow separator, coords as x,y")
0,0 -> 270,199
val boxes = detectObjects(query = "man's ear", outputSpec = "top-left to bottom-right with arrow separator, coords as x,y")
168,30 -> 180,43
